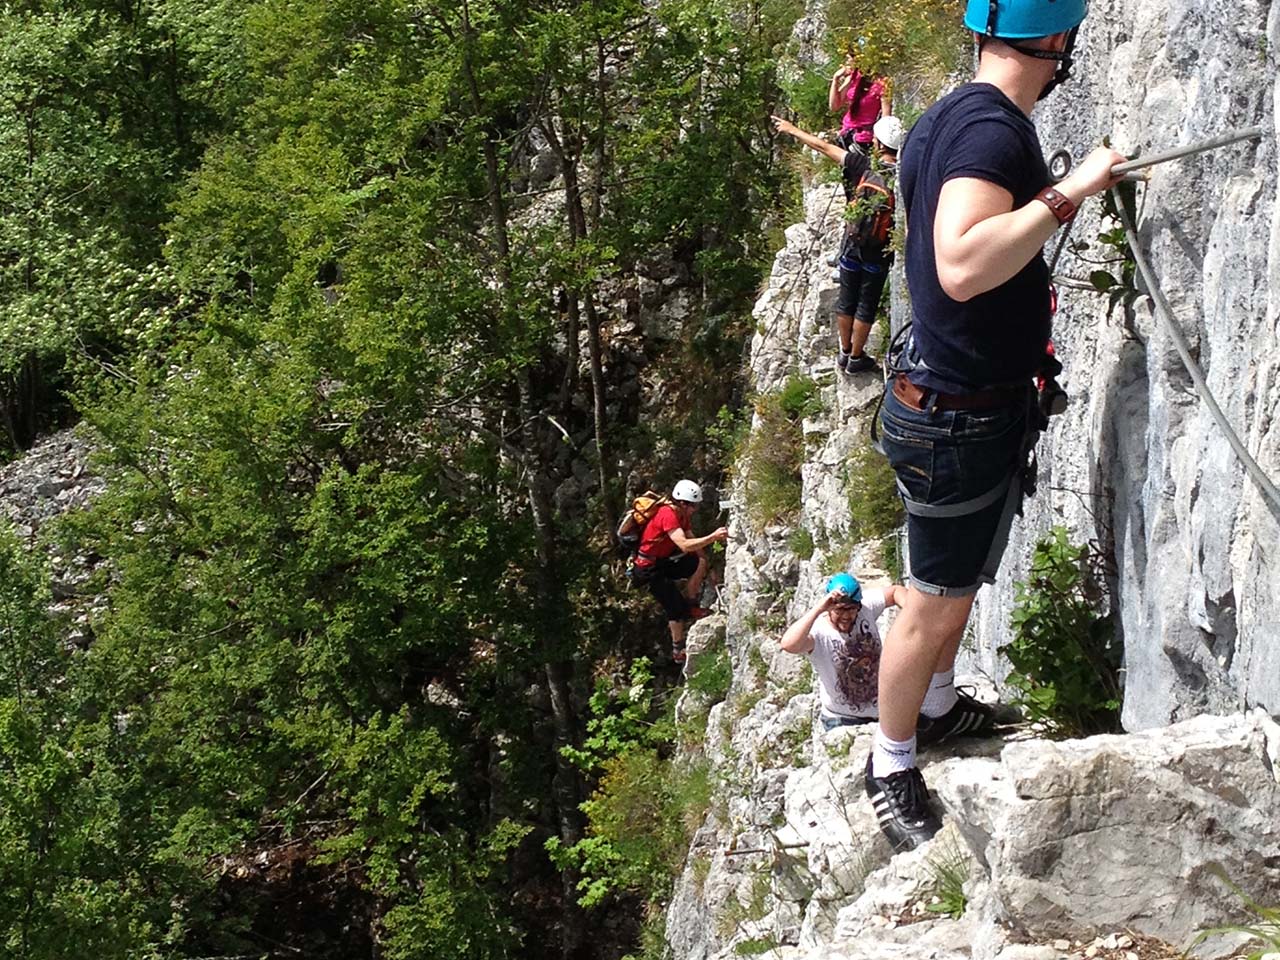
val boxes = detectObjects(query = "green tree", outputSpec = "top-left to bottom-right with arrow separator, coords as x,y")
0,0 -> 808,955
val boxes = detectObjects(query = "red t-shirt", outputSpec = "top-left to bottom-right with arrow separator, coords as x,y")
635,503 -> 689,566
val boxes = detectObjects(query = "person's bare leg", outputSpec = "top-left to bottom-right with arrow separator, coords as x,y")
850,318 -> 874,358
668,618 -> 686,649
684,554 -> 709,602
931,623 -> 966,674
836,312 -> 854,353
877,588 -> 976,741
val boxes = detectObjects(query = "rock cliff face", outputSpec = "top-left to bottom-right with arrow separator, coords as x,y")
971,0 -> 1280,728
667,2 -> 1280,956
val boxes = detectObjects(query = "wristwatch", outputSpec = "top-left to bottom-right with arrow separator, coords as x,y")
1033,186 -> 1077,225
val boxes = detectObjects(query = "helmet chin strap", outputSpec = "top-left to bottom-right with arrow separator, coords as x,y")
1005,26 -> 1079,100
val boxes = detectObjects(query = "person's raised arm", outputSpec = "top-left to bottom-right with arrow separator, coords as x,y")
934,145 -> 1125,302
829,65 -> 851,113
771,116 -> 847,165
780,594 -> 833,654
669,525 -> 728,554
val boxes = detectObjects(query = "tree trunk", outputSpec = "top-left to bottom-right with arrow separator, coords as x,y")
460,12 -> 585,955
543,119 -> 619,542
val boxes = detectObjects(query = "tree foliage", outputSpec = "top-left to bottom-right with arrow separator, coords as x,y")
0,0 -> 802,955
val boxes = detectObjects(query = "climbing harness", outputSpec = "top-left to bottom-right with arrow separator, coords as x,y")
869,319 -> 1044,586
866,122 -> 1276,571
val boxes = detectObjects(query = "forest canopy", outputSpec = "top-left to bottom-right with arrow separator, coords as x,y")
0,0 -> 815,956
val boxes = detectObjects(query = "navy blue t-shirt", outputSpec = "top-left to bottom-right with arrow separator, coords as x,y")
899,83 -> 1052,392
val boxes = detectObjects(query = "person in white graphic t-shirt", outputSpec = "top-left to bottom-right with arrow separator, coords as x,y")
779,572 -> 907,731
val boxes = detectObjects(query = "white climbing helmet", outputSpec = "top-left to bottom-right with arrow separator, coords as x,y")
873,115 -> 905,152
672,479 -> 703,504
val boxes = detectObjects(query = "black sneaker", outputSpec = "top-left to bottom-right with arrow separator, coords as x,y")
864,754 -> 941,851
916,689 -> 997,748
836,351 -> 850,373
843,352 -> 878,374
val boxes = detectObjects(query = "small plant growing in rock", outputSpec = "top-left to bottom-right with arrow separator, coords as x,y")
923,839 -> 970,920
1002,527 -> 1121,738
690,854 -> 712,893
1189,867 -> 1280,959
738,380 -> 815,529
686,645 -> 733,705
777,373 -> 823,420
708,403 -> 751,469
846,441 -> 904,543
880,531 -> 905,583
787,525 -> 815,558
1071,180 -> 1142,322
746,643 -> 770,684
776,659 -> 814,703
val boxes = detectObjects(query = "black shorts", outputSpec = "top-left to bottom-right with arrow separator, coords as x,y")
632,553 -> 700,622
835,259 -> 889,324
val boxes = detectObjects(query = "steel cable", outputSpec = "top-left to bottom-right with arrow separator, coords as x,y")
1112,184 -> 1280,513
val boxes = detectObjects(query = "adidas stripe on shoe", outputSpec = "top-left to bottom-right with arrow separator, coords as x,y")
864,754 -> 941,852
917,688 -> 997,748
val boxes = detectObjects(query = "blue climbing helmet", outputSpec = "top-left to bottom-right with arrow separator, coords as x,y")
825,572 -> 863,605
963,0 -> 1089,100
963,0 -> 1087,38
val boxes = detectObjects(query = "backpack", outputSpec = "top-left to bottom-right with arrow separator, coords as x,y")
843,168 -> 895,258
616,491 -> 670,558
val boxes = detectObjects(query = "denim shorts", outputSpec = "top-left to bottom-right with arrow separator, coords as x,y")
820,713 -> 876,732
877,384 -> 1030,596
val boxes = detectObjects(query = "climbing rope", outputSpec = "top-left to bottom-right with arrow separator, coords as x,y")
1046,126 -> 1265,276
1112,184 -> 1280,514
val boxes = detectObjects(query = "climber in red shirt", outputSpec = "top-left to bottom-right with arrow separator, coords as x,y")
631,479 -> 727,664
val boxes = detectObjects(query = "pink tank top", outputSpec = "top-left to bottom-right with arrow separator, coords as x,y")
840,71 -> 885,143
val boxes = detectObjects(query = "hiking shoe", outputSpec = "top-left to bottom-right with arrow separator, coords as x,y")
917,689 -> 998,748
836,351 -> 850,373
864,754 -> 941,852
672,639 -> 687,665
843,352 -> 878,374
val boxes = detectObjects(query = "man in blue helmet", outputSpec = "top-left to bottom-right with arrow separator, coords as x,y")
868,0 -> 1126,851
780,573 -> 907,729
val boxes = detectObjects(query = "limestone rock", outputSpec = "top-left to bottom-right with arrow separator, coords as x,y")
938,711 -> 1280,946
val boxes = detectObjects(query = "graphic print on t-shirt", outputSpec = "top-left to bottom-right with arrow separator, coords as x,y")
831,619 -> 881,708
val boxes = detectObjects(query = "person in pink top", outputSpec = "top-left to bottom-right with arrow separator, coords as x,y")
829,51 -> 893,149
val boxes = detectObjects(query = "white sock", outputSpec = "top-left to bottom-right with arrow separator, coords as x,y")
920,669 -> 958,718
871,727 -> 916,778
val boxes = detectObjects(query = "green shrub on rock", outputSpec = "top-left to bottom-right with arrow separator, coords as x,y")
846,442 -> 904,543
1001,527 -> 1121,737
740,374 -> 824,530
